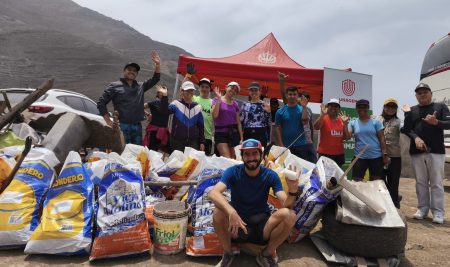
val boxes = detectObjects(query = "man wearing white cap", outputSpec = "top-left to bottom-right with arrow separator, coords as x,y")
313,98 -> 350,166
167,81 -> 205,152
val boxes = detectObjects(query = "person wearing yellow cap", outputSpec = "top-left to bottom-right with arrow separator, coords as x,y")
379,98 -> 402,208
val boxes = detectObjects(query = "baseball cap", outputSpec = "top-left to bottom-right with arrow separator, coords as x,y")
383,98 -> 398,106
240,139 -> 263,150
327,98 -> 340,107
415,83 -> 431,92
226,81 -> 240,92
123,62 -> 140,72
355,99 -> 370,107
198,78 -> 212,86
248,82 -> 260,90
181,81 -> 196,91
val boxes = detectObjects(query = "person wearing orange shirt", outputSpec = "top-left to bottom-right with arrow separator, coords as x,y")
313,99 -> 350,166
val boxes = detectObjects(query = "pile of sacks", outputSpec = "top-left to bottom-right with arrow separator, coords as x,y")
0,144 -> 153,260
0,142 -> 347,259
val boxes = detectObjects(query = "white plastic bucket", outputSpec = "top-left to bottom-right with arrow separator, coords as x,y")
153,200 -> 190,255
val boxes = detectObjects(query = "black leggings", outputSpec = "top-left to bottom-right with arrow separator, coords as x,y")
383,157 -> 402,208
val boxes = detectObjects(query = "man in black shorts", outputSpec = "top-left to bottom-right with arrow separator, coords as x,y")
209,139 -> 299,267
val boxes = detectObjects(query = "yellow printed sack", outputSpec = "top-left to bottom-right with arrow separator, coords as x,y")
0,148 -> 59,248
25,151 -> 94,255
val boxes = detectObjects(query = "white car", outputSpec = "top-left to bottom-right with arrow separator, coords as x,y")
0,88 -> 106,126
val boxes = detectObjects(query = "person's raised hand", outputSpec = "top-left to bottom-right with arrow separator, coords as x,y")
263,99 -> 271,113
186,62 -> 197,75
320,103 -> 328,115
285,164 -> 300,193
278,71 -> 288,81
339,111 -> 349,125
213,86 -> 222,100
422,111 -> 439,125
402,104 -> 411,113
151,51 -> 161,65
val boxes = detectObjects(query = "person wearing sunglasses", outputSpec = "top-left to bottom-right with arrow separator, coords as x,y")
379,98 -> 402,208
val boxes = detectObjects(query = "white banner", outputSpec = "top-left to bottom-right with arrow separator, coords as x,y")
323,68 -> 372,108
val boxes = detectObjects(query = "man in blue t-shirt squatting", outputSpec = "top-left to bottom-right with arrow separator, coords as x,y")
209,139 -> 301,267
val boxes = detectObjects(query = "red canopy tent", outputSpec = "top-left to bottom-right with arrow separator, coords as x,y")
176,33 -> 325,102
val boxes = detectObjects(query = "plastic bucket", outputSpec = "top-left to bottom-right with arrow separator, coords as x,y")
153,200 -> 190,255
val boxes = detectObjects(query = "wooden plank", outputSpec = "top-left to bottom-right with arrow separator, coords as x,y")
144,180 -> 198,187
355,256 -> 367,267
377,258 -> 389,267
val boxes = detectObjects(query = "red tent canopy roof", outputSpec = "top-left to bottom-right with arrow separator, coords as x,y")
177,33 -> 325,102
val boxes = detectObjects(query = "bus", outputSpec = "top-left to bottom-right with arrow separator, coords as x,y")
420,33 -> 450,162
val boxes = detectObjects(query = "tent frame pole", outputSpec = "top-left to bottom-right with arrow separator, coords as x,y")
172,73 -> 180,101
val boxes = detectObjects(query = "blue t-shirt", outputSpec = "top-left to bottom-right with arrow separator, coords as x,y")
275,105 -> 306,147
220,164 -> 283,220
348,118 -> 384,159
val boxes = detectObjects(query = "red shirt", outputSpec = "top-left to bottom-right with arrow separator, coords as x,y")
318,115 -> 345,155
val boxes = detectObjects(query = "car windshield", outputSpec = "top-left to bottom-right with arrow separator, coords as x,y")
0,91 -> 31,106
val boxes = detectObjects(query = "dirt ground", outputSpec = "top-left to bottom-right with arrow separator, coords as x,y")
0,176 -> 449,267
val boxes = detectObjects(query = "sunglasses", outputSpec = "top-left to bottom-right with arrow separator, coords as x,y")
384,104 -> 397,108
356,105 -> 369,109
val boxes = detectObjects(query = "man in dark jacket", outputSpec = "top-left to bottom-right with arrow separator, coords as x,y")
402,83 -> 450,224
97,51 -> 161,145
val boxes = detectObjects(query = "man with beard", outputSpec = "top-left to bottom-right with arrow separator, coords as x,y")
209,139 -> 299,267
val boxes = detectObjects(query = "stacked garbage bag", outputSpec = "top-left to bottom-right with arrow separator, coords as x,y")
0,142 -> 406,263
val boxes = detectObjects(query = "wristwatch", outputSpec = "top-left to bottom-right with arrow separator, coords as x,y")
288,189 -> 302,197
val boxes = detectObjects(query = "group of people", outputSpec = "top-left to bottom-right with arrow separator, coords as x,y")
96,53 -> 449,267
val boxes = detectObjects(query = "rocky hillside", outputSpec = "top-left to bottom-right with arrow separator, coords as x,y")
0,0 -> 189,101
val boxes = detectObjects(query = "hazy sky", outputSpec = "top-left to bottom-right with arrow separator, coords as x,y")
73,0 -> 450,115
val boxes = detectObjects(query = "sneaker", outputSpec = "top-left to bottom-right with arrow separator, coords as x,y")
216,252 -> 235,267
256,251 -> 278,267
432,214 -> 444,224
413,209 -> 428,220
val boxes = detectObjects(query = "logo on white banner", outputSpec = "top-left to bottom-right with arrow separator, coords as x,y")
258,52 -> 276,64
342,79 -> 355,96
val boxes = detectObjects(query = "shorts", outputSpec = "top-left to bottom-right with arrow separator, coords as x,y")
352,157 -> 384,180
318,153 -> 345,166
232,212 -> 270,245
243,127 -> 268,147
215,130 -> 240,147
